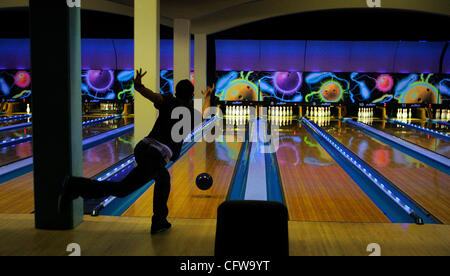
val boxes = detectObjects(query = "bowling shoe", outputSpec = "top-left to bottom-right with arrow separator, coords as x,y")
151,219 -> 172,235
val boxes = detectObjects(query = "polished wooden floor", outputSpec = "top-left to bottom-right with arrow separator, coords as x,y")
277,123 -> 390,223
372,120 -> 450,158
0,116 -> 134,166
325,120 -> 450,224
123,133 -> 243,219
0,214 -> 448,256
0,132 -> 134,213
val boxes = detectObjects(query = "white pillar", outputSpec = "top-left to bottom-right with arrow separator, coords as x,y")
194,33 -> 207,99
134,0 -> 160,144
173,18 -> 191,88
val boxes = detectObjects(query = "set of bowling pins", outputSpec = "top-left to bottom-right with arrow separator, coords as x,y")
358,108 -> 374,118
101,103 -> 120,111
267,106 -> 293,117
226,115 -> 248,126
435,109 -> 449,121
358,117 -> 373,125
306,107 -> 331,118
311,117 -> 330,127
226,105 -> 250,117
269,116 -> 293,126
396,108 -> 412,119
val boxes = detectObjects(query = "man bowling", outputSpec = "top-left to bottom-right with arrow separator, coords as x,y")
60,69 -> 214,234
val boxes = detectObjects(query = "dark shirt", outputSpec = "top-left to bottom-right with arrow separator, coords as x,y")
147,94 -> 202,161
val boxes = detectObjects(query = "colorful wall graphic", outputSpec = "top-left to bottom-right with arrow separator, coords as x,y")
215,71 -> 450,105
82,70 -> 135,102
0,70 -> 32,101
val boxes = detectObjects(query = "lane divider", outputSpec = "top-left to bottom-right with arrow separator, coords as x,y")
0,123 -> 135,185
427,119 -> 450,127
0,114 -> 31,123
0,115 -> 123,147
388,118 -> 449,142
344,118 -> 450,175
96,117 -> 218,216
301,117 -> 439,224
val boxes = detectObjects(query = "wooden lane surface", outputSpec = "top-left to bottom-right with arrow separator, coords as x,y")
122,134 -> 243,219
0,132 -> 134,214
0,116 -> 134,167
372,120 -> 450,158
1,214 -> 449,256
276,122 -> 390,223
325,120 -> 450,224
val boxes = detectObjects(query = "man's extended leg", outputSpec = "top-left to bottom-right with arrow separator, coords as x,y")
152,167 -> 171,223
68,143 -> 166,199
151,167 -> 172,234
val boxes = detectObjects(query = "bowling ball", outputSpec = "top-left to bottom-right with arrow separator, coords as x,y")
400,83 -> 439,104
86,70 -> 115,93
14,71 -> 31,88
321,82 -> 341,102
224,81 -> 258,101
376,74 -> 393,92
196,173 -> 213,191
274,72 -> 302,95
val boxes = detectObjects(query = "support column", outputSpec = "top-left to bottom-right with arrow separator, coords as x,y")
30,0 -> 83,229
134,0 -> 160,144
173,19 -> 191,87
194,33 -> 207,99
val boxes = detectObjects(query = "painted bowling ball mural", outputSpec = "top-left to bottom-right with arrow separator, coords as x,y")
213,71 -> 449,105
216,71 -> 261,101
321,81 -> 342,102
224,81 -> 258,101
375,74 -> 394,93
14,71 -> 31,88
85,70 -> 115,93
273,72 -> 302,95
82,70 -> 116,100
304,73 -> 347,103
399,82 -> 439,104
394,74 -> 442,104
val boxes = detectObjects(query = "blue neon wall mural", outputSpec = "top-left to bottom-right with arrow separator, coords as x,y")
214,71 -> 450,105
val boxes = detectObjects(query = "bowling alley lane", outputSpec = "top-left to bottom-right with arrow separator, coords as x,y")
0,117 -> 31,128
0,132 -> 134,214
122,133 -> 244,219
0,116 -> 134,167
370,120 -> 450,158
276,122 -> 390,223
323,120 -> 450,224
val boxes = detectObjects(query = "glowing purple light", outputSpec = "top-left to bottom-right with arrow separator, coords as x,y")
272,72 -> 302,95
85,70 -> 115,93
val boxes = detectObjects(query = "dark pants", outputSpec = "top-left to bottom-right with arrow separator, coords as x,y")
72,141 -> 171,223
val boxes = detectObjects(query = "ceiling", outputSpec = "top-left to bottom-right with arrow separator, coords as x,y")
107,0 -> 260,20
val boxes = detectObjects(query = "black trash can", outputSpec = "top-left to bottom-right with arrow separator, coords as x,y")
215,200 -> 289,257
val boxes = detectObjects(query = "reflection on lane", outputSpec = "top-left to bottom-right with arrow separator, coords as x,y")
276,123 -> 389,223
370,120 -> 450,158
0,116 -> 134,167
323,120 -> 450,224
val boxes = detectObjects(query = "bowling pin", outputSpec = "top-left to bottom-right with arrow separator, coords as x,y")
441,109 -> 447,121
408,108 -> 412,119
26,104 -> 30,114
436,109 -> 440,120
